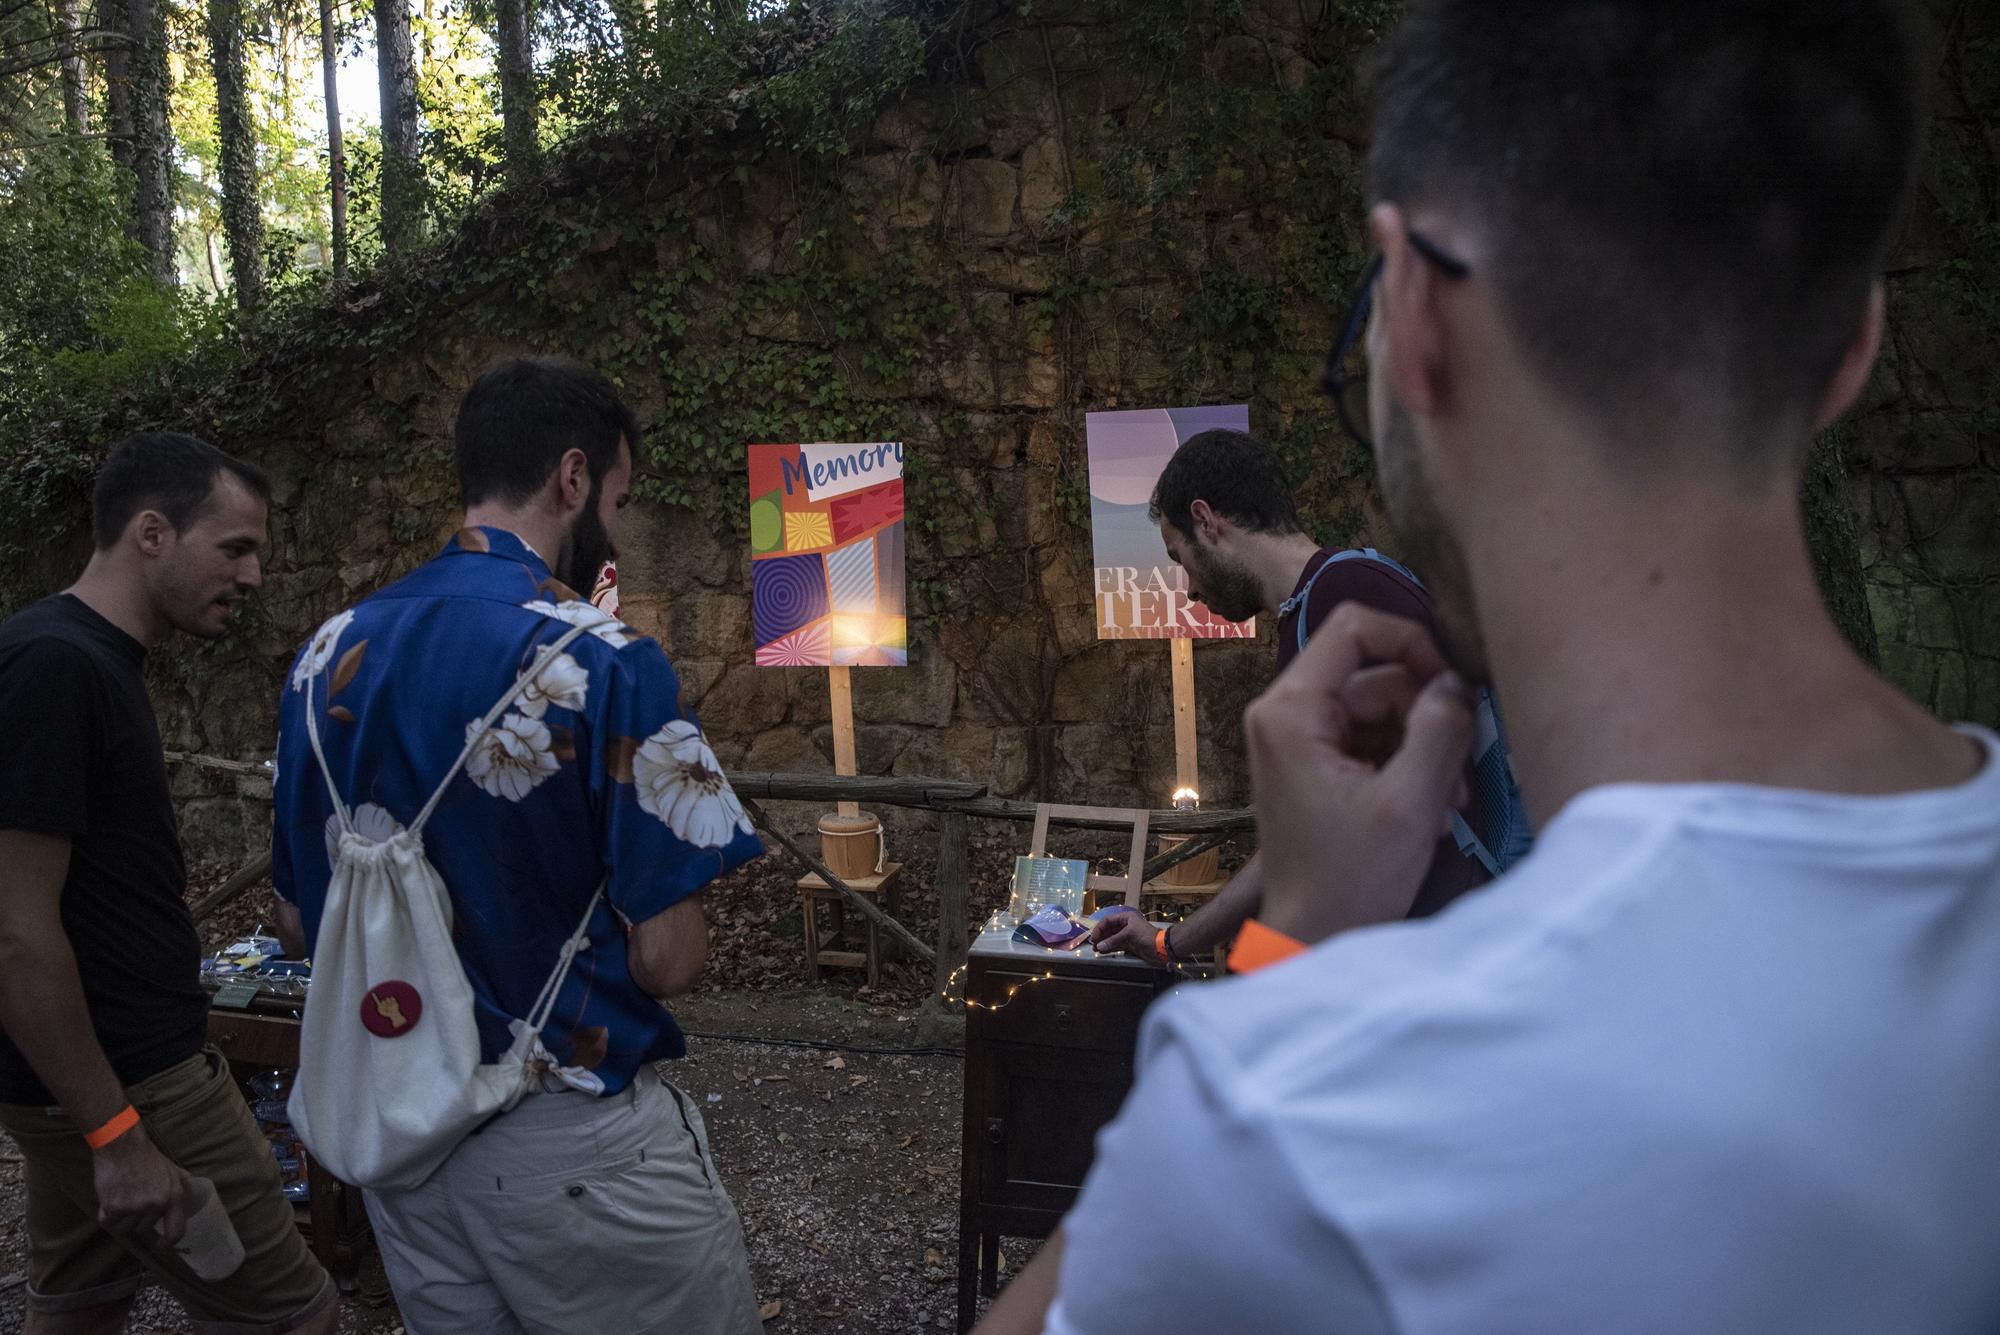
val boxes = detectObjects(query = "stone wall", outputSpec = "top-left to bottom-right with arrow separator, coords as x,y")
43,0 -> 1999,864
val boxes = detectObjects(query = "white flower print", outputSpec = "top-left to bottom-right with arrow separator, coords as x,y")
506,1019 -> 606,1095
516,651 -> 590,720
324,802 -> 406,865
521,599 -> 633,649
632,720 -> 753,848
464,712 -> 560,802
290,609 -> 355,691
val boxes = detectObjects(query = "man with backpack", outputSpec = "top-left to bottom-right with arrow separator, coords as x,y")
1089,427 -> 1529,964
0,435 -> 338,1335
980,2 -> 2000,1331
270,357 -> 765,1334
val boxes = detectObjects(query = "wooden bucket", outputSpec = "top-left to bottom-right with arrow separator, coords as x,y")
1154,833 -> 1219,887
818,812 -> 884,880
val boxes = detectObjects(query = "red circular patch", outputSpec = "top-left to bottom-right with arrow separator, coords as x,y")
360,981 -> 422,1038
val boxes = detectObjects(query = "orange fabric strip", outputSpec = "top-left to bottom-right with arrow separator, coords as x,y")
1228,919 -> 1306,974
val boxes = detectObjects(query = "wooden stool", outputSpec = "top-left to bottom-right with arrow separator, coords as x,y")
800,863 -> 904,986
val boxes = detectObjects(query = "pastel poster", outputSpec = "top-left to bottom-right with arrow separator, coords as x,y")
748,443 -> 907,667
1085,406 -> 1259,641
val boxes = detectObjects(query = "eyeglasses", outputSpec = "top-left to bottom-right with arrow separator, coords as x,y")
1320,230 -> 1472,453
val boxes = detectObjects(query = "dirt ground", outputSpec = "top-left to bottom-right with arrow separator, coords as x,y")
0,990 -> 1026,1335
0,815 -> 1186,1334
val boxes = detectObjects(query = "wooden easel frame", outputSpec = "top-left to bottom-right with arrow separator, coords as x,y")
1027,803 -> 1152,904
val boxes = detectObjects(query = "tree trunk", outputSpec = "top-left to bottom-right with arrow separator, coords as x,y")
318,0 -> 347,281
374,0 -> 421,254
100,0 -> 133,170
125,0 -> 176,282
207,0 -> 263,307
494,0 -> 537,185
56,0 -> 90,135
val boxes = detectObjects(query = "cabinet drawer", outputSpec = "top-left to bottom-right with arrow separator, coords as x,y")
207,1010 -> 303,1070
967,969 -> 1159,1054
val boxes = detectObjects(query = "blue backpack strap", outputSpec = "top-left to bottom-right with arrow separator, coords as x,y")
1278,549 -> 1423,655
1279,549 -> 1528,877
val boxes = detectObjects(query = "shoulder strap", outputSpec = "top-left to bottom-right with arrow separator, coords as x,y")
1279,548 -> 1428,653
1274,553 -> 1515,877
305,620 -> 594,840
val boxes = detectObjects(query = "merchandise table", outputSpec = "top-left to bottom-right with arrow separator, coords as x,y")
956,922 -> 1183,1331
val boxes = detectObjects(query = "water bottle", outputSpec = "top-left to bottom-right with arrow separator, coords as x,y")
165,1176 -> 245,1281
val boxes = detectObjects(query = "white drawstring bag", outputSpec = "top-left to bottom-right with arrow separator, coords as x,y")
288,623 -> 602,1191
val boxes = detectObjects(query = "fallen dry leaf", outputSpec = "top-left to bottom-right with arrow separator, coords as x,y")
924,1248 -> 946,1267
759,1298 -> 782,1322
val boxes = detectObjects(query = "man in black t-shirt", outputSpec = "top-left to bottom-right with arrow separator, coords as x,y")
0,434 -> 336,1334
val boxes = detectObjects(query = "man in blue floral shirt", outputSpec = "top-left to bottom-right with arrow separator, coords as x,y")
272,357 -> 765,1335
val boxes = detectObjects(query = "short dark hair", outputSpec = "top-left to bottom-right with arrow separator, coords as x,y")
454,356 -> 642,506
91,432 -> 271,549
1148,430 -> 1302,537
1368,0 -> 1928,446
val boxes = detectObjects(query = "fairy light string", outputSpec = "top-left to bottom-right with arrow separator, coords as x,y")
938,911 -> 1212,1014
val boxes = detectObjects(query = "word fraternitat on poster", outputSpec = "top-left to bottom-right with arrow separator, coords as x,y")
748,442 -> 907,667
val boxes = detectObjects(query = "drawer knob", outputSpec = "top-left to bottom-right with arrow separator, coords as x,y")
985,1117 -> 1005,1147
1054,1003 -> 1073,1022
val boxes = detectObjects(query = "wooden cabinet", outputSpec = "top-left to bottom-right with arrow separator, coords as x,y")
957,934 -> 1175,1331
205,1000 -> 374,1292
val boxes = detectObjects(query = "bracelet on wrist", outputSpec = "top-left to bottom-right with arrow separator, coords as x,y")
84,1104 -> 140,1151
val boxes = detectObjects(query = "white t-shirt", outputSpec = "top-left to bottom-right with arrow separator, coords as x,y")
1046,728 -> 2000,1335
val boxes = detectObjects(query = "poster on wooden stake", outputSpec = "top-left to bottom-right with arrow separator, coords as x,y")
1085,406 -> 1257,640
747,442 -> 907,667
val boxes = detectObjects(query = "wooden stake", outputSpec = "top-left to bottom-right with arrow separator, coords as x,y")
934,811 -> 969,995
828,664 -> 859,817
1170,637 -> 1198,796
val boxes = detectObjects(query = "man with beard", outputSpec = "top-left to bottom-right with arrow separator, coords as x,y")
1089,427 -> 1524,966
270,357 -> 766,1334
0,435 -> 339,1335
977,1 -> 2000,1332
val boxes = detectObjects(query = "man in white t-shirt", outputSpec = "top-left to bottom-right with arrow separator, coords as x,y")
974,2 -> 2000,1333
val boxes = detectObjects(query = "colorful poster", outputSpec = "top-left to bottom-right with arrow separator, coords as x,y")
748,443 -> 907,667
590,561 -> 619,617
1086,405 -> 1257,639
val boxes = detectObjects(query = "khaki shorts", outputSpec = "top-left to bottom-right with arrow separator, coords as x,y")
0,1046 -> 337,1334
364,1066 -> 761,1335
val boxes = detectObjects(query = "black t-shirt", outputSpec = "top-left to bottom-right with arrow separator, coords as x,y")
0,594 -> 206,1105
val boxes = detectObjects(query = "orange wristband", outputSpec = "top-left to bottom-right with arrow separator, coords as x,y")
1153,927 -> 1172,966
1228,919 -> 1306,974
84,1104 -> 140,1150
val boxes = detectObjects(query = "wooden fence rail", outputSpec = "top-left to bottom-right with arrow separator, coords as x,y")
168,754 -> 1257,992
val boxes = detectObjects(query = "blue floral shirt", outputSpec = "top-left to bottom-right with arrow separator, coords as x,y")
272,526 -> 762,1095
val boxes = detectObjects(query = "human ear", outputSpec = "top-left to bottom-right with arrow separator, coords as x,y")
1188,499 -> 1225,544
557,448 -> 590,514
1369,203 -> 1449,421
1814,282 -> 1885,431
133,509 -> 172,557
